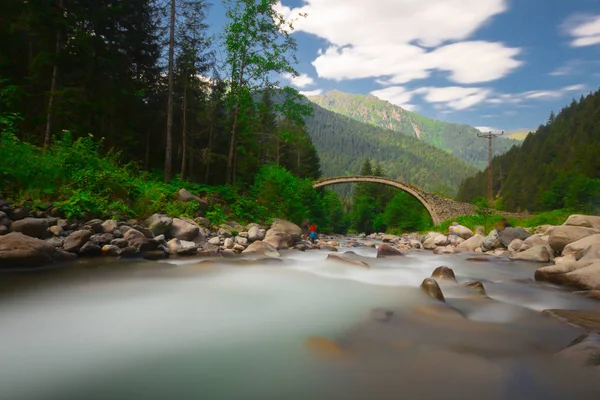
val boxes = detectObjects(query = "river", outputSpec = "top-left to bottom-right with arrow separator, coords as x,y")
1,239 -> 600,399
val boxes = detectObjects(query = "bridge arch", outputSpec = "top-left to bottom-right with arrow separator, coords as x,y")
313,176 -> 442,226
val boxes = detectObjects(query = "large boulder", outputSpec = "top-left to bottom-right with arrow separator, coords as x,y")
376,243 -> 405,257
247,226 -> 264,242
265,229 -> 294,247
63,230 -> 92,253
508,239 -> 524,253
0,232 -> 76,268
564,214 -> 600,230
510,245 -> 552,263
434,235 -> 449,246
458,234 -> 484,251
89,233 -> 114,247
559,261 -> 600,290
124,228 -> 158,253
481,229 -> 503,251
170,218 -> 200,241
264,234 -> 289,250
562,234 -> 600,257
145,214 -> 173,236
498,227 -> 531,247
523,234 -> 552,253
242,241 -> 281,258
9,218 -> 50,239
548,226 -> 600,253
270,219 -> 302,241
577,243 -> 600,263
420,278 -> 445,302
78,242 -> 102,257
101,219 -> 118,234
423,232 -> 444,250
0,211 -> 10,226
431,266 -> 457,282
454,225 -> 474,240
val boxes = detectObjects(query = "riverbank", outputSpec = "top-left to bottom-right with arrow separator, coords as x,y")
1,237 -> 600,399
2,195 -> 600,297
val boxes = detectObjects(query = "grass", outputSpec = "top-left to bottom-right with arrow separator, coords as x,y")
422,208 -> 575,235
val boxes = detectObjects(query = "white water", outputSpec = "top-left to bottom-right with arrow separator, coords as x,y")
0,244 -> 599,399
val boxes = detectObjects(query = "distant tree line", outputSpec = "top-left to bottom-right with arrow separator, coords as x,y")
457,89 -> 600,214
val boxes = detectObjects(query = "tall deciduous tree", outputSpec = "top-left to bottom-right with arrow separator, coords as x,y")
222,0 -> 302,184
164,0 -> 176,182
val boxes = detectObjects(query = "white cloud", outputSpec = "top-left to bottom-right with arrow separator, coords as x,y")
300,89 -> 323,97
371,85 -> 491,110
414,86 -> 492,109
370,86 -> 415,106
565,14 -> 600,47
278,0 -> 522,85
370,82 -> 586,112
486,84 -> 586,104
402,104 -> 419,112
475,126 -> 499,133
282,72 -> 316,89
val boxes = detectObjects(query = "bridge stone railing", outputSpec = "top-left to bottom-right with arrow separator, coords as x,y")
313,176 -> 519,226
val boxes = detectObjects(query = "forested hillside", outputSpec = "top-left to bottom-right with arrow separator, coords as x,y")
310,90 -> 519,170
457,89 -> 600,213
0,0 -> 342,228
304,102 -> 478,198
0,0 -> 320,187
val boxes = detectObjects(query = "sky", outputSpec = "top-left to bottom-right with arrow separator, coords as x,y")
208,0 -> 600,132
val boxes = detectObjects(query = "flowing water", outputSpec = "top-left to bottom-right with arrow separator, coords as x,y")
1,239 -> 600,400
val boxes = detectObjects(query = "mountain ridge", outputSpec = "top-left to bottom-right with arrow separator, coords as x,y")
308,90 -> 520,170
303,101 -> 479,199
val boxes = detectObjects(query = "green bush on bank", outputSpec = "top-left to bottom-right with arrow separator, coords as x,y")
0,131 -> 345,231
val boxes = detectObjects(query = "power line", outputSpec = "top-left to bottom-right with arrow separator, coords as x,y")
477,130 -> 504,205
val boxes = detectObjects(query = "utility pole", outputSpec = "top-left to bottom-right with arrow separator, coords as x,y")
477,130 -> 504,205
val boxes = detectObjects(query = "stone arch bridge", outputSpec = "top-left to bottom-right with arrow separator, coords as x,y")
313,176 -> 499,226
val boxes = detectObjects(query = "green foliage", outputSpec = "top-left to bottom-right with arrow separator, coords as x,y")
347,159 -> 431,234
252,163 -> 316,225
457,89 -> 600,214
206,204 -> 227,226
304,100 -> 479,199
383,192 -> 431,232
309,90 -> 519,171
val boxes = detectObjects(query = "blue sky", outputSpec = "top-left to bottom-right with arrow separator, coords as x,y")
208,0 -> 600,131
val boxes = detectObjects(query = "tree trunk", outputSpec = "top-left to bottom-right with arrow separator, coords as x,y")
226,53 -> 246,185
164,0 -> 176,182
205,119 -> 214,184
180,81 -> 188,179
44,0 -> 63,150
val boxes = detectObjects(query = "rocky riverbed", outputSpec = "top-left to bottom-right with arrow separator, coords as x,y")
2,199 -> 600,398
2,197 -> 600,296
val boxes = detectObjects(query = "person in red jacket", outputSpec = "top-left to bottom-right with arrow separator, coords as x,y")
309,223 -> 317,243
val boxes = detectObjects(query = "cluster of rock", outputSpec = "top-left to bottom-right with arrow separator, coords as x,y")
0,197 -> 330,268
533,215 -> 600,291
413,214 -> 600,292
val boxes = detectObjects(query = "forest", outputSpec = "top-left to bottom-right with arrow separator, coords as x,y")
457,88 -> 600,215
304,102 -> 479,199
309,90 -> 519,170
0,0 -> 347,228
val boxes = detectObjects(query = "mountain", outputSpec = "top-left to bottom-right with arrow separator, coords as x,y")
309,90 -> 520,170
457,89 -> 600,213
304,102 -> 479,198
